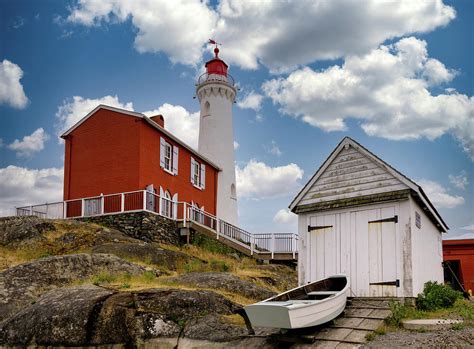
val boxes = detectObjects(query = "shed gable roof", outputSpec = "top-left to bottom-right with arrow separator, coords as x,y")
290,137 -> 448,232
60,104 -> 221,170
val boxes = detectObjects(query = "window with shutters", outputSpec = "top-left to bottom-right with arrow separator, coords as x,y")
164,143 -> 172,171
160,137 -> 179,175
190,157 -> 206,190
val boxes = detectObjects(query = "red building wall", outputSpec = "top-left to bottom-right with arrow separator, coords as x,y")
443,239 -> 474,293
63,109 -> 141,200
63,108 -> 218,215
138,119 -> 218,215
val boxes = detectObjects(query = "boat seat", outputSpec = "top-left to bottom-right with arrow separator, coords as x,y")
307,291 -> 338,295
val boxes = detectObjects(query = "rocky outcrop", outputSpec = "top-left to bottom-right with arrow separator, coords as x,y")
167,272 -> 276,301
0,253 -> 145,321
0,285 -> 115,346
80,211 -> 179,245
92,242 -> 194,270
0,287 -> 247,347
0,216 -> 54,246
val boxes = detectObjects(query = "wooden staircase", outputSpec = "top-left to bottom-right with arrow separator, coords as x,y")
179,220 -> 298,261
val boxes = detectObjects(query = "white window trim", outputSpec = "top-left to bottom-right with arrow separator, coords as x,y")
190,157 -> 205,190
160,137 -> 178,176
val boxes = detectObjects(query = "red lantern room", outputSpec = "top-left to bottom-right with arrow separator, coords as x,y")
205,47 -> 228,76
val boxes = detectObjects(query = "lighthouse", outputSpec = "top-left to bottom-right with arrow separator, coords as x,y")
196,46 -> 238,225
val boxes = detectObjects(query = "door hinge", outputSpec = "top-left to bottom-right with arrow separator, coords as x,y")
369,215 -> 398,224
308,225 -> 333,232
369,279 -> 400,287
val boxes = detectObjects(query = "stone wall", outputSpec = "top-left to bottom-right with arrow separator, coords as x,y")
80,211 -> 179,245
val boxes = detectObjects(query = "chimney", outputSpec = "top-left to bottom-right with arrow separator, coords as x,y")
150,114 -> 165,128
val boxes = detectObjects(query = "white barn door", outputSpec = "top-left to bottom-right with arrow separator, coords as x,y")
368,206 -> 398,297
308,214 -> 336,282
307,206 -> 398,297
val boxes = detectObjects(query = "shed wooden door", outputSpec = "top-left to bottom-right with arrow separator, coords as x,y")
308,214 -> 336,282
368,207 -> 398,297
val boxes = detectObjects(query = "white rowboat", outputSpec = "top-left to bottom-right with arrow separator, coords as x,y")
244,275 -> 349,329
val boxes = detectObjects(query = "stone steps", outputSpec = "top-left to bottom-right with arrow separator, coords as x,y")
269,298 -> 394,348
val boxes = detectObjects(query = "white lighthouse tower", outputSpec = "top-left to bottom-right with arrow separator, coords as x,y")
196,46 -> 238,225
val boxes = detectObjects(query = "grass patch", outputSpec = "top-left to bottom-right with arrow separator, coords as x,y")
365,332 -> 376,341
221,314 -> 246,327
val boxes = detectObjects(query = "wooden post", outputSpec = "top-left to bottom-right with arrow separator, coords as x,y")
250,235 -> 254,255
121,193 -> 125,212
81,199 -> 85,217
182,203 -> 187,227
63,201 -> 67,219
142,190 -> 147,211
271,233 -> 275,259
100,194 -> 104,215
30,205 -> 33,215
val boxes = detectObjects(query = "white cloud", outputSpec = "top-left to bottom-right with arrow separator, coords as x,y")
417,179 -> 464,209
8,128 -> 49,158
449,171 -> 468,190
215,0 -> 455,72
265,140 -> 282,156
461,224 -> 474,231
144,104 -> 199,149
273,209 -> 297,225
236,159 -> 303,199
66,1 -> 454,71
237,91 -> 263,111
263,37 -> 474,159
55,95 -> 133,137
233,141 -> 239,150
67,0 -> 217,67
0,166 -> 63,217
0,59 -> 28,109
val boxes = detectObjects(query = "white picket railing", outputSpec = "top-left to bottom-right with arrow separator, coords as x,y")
15,189 -> 298,258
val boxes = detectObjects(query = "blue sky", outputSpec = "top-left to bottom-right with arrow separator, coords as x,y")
0,0 -> 472,238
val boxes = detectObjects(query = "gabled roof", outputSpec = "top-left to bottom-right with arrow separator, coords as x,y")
289,137 -> 448,232
60,104 -> 221,170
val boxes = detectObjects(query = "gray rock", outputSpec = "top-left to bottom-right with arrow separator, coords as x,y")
183,314 -> 247,342
0,287 -> 245,346
0,216 -> 54,246
0,253 -> 145,321
0,285 -> 115,346
167,272 -> 276,301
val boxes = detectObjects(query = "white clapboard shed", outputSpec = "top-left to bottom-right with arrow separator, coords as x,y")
290,137 -> 448,298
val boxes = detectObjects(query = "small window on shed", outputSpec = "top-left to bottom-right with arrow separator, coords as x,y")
415,211 -> 421,229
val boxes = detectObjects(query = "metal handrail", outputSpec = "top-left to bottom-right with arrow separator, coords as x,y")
15,189 -> 298,257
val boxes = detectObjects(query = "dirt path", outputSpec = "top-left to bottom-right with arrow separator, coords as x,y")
362,327 -> 474,348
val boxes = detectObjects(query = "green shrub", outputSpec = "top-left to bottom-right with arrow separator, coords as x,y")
415,281 -> 463,311
385,300 -> 411,327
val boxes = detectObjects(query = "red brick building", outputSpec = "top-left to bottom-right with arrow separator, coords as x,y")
443,239 -> 474,294
61,105 -> 220,217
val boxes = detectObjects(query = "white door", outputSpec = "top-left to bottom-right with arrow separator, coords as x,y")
308,214 -> 336,282
368,206 -> 398,297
